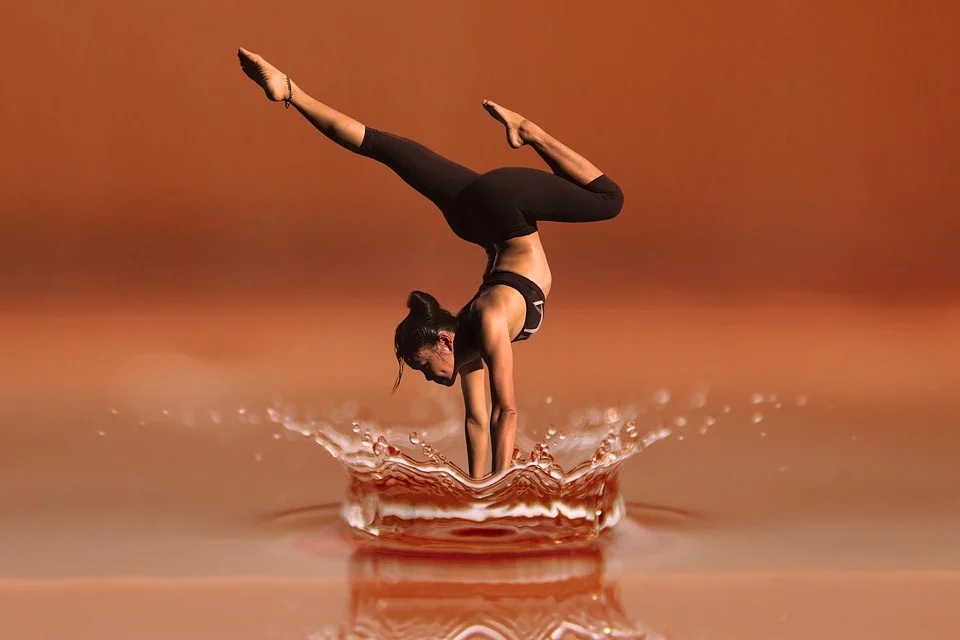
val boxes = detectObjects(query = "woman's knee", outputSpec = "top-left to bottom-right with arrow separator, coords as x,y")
586,175 -> 624,220
600,185 -> 624,220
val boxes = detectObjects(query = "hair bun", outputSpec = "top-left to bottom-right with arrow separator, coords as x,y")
407,290 -> 440,318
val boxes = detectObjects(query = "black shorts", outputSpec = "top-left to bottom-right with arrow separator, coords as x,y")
357,128 -> 623,249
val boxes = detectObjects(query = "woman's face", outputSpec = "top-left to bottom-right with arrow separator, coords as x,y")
410,334 -> 456,386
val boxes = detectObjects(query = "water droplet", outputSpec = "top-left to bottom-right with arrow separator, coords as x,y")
209,410 -> 222,424
360,433 -> 373,445
351,419 -> 361,434
272,433 -> 281,440
373,436 -> 388,456
237,407 -> 246,415
266,407 -> 281,422
544,395 -> 554,405
752,412 -> 763,424
760,431 -> 767,437
531,442 -> 554,464
254,453 -> 263,463
750,393 -> 764,404
691,394 -> 707,408
723,405 -> 732,413
421,443 -> 447,464
705,416 -> 716,426
677,435 -> 685,441
139,420 -> 146,426
653,389 -> 671,405
778,465 -> 787,472
604,408 -> 620,423
97,430 -> 106,437
557,431 -> 567,440
161,409 -> 170,416
698,425 -> 708,434
409,432 -> 420,445
774,402 -> 782,409
796,395 -> 808,406
109,408 -> 119,416
767,394 -> 778,403
546,425 -> 558,436
674,416 -> 687,427
642,427 -> 672,447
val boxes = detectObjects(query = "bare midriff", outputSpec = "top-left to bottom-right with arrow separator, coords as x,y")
489,232 -> 553,297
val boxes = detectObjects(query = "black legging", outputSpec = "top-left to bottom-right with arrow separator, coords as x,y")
356,128 -> 624,248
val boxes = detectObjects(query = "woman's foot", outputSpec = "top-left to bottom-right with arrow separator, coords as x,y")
482,100 -> 539,149
238,47 -> 292,103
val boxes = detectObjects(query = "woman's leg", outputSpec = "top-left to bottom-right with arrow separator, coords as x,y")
354,129 -> 480,213
238,48 -> 479,212
482,100 -> 624,223
483,100 -> 603,186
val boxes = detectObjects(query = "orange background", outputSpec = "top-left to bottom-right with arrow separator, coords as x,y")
2,0 -> 958,308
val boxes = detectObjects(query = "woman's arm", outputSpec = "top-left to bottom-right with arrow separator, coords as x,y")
479,313 -> 518,474
459,358 -> 489,479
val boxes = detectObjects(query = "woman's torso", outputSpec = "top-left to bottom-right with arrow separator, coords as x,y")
455,233 -> 552,354
490,233 -> 552,297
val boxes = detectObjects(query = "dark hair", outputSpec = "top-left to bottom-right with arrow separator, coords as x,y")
393,290 -> 457,392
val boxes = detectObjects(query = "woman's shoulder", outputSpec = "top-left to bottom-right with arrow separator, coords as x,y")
473,293 -> 520,345
458,288 -> 512,325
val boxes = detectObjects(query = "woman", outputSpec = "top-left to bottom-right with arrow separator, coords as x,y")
238,48 -> 624,479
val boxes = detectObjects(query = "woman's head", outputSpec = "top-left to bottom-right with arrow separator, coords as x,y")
393,291 -> 458,390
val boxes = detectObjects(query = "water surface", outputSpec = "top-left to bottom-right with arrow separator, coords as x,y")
2,302 -> 958,638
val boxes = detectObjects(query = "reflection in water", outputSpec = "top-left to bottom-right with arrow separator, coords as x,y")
269,503 -> 691,639
314,545 -> 664,640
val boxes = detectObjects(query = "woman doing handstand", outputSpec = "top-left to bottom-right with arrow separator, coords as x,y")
238,48 -> 624,479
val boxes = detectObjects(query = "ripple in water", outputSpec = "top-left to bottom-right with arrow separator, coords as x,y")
267,405 -> 673,553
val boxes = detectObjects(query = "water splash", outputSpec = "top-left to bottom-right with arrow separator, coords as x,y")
258,390 -> 808,553
267,405 -> 672,553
